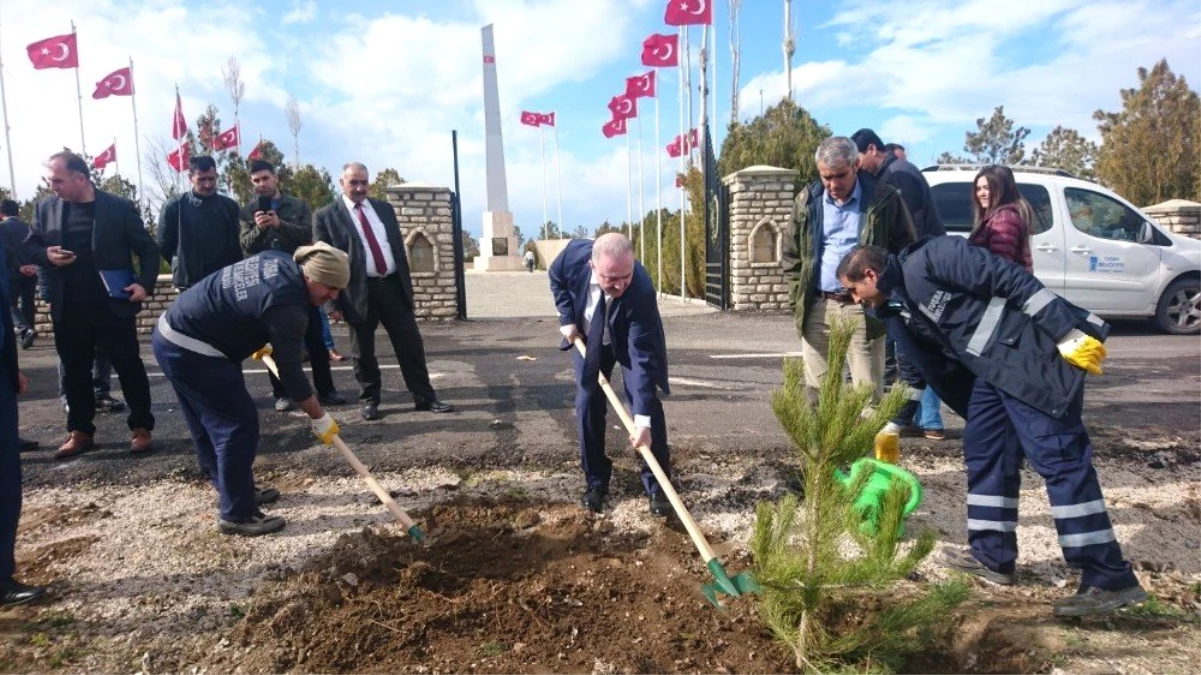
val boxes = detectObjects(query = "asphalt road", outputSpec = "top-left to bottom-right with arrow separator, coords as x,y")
14,307 -> 1199,491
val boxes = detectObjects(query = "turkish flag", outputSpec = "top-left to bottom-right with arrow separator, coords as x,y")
675,175 -> 684,188
213,126 -> 240,151
602,117 -> 627,139
537,112 -> 556,127
92,67 -> 132,99
665,0 -> 712,26
667,137 -> 682,158
93,144 -> 116,170
626,71 -> 656,99
520,111 -> 541,127
607,95 -> 637,121
167,144 -> 190,173
248,142 -> 264,160
27,33 -> 78,70
171,92 -> 188,141
641,33 -> 678,68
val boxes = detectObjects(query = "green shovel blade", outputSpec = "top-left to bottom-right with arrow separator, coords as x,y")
407,524 -> 426,542
701,559 -> 761,609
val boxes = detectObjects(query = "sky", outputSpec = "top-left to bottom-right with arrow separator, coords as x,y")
3,0 -> 1199,239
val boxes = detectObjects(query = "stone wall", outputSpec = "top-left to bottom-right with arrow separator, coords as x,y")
32,275 -> 178,335
1144,199 -> 1201,239
725,165 -> 798,311
384,182 -> 460,320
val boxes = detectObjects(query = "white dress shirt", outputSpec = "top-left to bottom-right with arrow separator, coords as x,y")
341,194 -> 397,278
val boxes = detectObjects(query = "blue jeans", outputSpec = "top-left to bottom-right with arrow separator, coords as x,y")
914,387 -> 944,431
319,311 -> 335,351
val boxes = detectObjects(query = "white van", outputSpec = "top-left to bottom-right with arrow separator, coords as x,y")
923,166 -> 1201,335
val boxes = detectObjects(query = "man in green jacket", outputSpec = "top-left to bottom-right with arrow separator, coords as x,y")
781,136 -> 915,400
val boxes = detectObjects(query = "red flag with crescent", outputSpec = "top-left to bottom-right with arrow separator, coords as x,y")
93,67 -> 133,99
625,71 -> 656,99
213,126 -> 240,152
27,33 -> 78,70
607,95 -> 638,121
665,0 -> 712,26
666,137 -> 682,158
171,92 -> 188,141
602,117 -> 628,139
537,112 -> 556,127
167,144 -> 190,173
641,33 -> 678,68
93,144 -> 116,170
520,111 -> 541,127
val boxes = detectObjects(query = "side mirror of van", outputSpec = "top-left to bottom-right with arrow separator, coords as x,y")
1137,222 -> 1155,244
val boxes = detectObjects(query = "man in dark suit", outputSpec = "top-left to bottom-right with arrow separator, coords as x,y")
0,200 -> 37,350
239,159 -> 346,412
25,151 -> 160,458
549,233 -> 671,517
313,162 -> 452,420
0,230 -> 46,606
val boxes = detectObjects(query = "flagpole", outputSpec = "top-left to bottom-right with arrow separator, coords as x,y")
129,57 -> 144,208
175,84 -> 184,190
553,111 -> 563,238
70,21 -> 86,155
711,9 -> 718,152
112,136 -> 119,177
0,24 -> 16,198
625,130 -> 632,241
678,26 -> 687,300
636,111 -> 645,263
539,122 -> 548,238
655,83 -> 662,294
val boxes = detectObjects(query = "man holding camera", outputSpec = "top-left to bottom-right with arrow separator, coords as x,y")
239,159 -> 346,410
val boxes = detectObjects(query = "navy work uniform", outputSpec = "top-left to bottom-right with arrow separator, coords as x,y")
872,236 -> 1139,593
152,251 -> 315,524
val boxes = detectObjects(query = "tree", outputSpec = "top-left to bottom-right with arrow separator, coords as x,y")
461,230 -> 479,260
718,98 -> 831,186
538,220 -> 560,239
368,168 -> 404,202
962,105 -> 1030,165
222,57 -> 245,155
285,96 -> 302,167
570,224 -> 590,239
1093,59 -> 1200,205
221,140 -> 291,207
751,320 -> 968,673
286,164 -> 336,212
936,151 -> 970,165
1030,126 -> 1098,179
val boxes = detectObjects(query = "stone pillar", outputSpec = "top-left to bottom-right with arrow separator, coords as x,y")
386,182 -> 460,320
1143,199 -> 1201,240
725,165 -> 798,311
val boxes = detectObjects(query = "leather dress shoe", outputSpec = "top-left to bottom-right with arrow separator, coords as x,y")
130,428 -> 153,454
361,402 -> 381,420
318,390 -> 348,406
19,329 -> 35,350
0,579 -> 47,607
55,431 -> 95,460
415,398 -> 454,413
95,393 -> 126,413
274,397 -> 296,412
580,485 -> 607,513
648,492 -> 671,518
18,437 -> 39,453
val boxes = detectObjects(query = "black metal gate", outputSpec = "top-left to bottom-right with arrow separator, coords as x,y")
702,125 -> 729,310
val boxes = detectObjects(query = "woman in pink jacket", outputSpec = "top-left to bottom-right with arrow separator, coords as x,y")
969,165 -> 1034,271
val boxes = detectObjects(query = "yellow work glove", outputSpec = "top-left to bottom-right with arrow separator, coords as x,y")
251,344 -> 273,360
1056,329 -> 1107,375
310,412 -> 340,445
874,422 -> 902,464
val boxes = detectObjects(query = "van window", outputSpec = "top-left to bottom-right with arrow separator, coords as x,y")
1064,187 -> 1144,242
930,181 -> 1052,235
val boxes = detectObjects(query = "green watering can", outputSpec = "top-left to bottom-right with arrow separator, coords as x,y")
834,458 -> 923,537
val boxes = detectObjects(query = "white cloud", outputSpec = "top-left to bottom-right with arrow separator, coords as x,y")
282,0 -> 317,25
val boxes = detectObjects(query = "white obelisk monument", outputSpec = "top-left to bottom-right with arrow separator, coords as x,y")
477,24 -> 523,271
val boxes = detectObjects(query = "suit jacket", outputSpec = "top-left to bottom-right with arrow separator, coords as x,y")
25,190 -> 161,322
313,196 -> 414,324
549,239 -> 670,417
0,216 -> 31,281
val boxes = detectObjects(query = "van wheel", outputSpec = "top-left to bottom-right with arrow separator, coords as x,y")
1155,277 -> 1201,335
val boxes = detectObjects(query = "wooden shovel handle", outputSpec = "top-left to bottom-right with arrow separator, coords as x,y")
260,354 -> 419,532
571,338 -> 718,563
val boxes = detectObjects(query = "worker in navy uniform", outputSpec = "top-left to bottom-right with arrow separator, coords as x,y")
837,239 -> 1146,618
549,233 -> 671,517
0,232 -> 47,605
152,243 -> 348,536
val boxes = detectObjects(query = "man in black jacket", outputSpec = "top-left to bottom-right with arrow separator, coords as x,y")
851,129 -> 944,238
26,151 -> 161,458
837,239 -> 1146,618
158,155 -> 242,290
0,200 -> 36,349
239,159 -> 345,411
314,162 -> 453,420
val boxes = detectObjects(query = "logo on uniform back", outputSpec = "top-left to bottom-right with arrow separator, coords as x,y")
925,290 -> 951,322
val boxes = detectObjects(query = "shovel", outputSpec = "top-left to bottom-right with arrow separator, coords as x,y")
257,352 -> 426,542
571,337 -> 759,608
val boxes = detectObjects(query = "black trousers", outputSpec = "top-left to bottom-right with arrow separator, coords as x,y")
268,305 -> 336,399
8,275 -> 34,334
54,307 -> 154,435
348,275 -> 436,405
